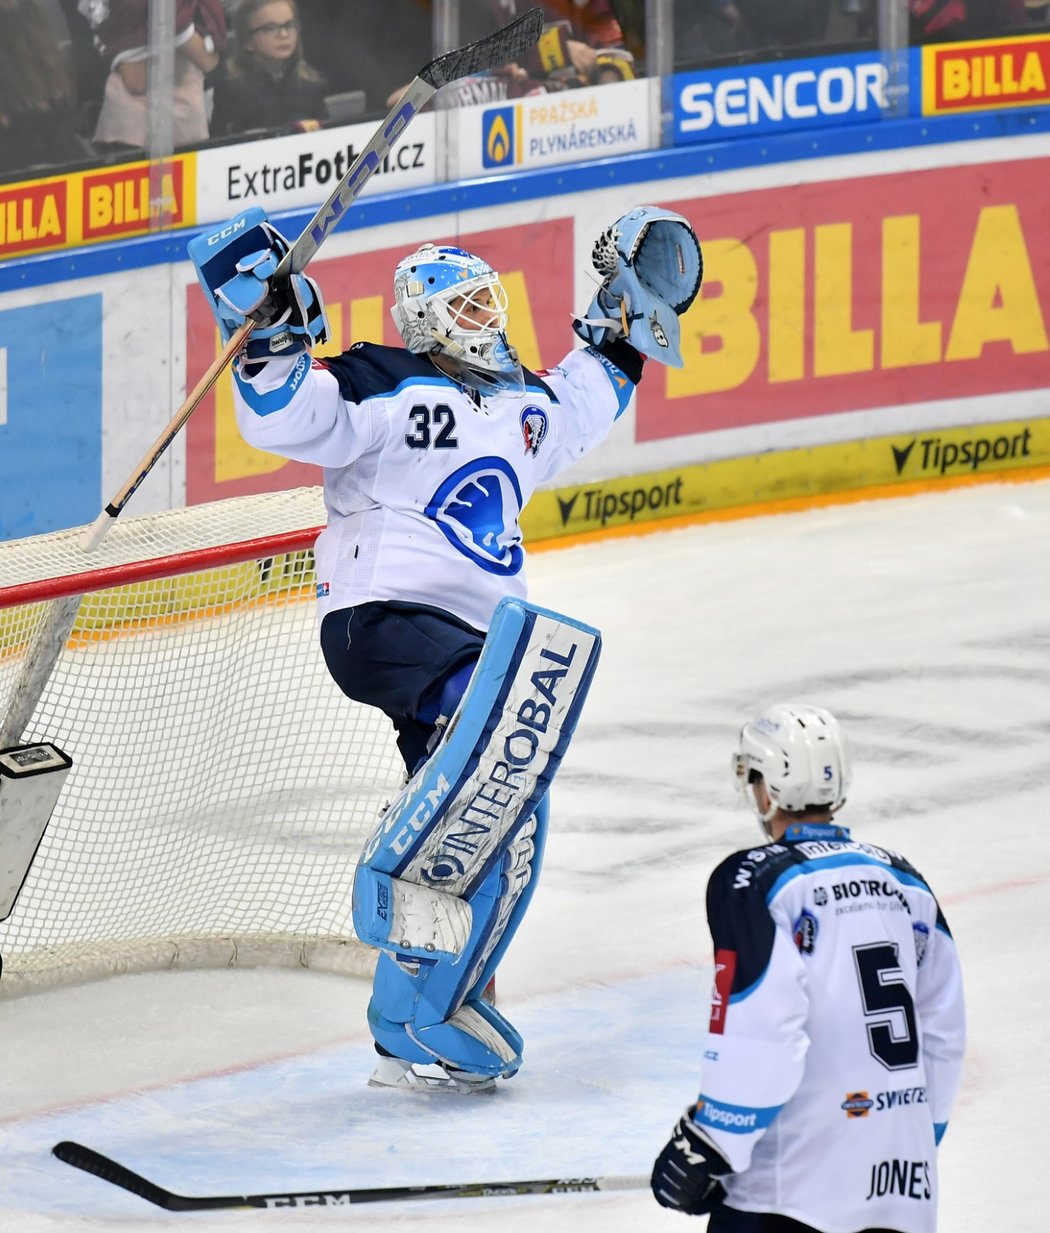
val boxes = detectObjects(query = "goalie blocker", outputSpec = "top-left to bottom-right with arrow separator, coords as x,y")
352,598 -> 600,1083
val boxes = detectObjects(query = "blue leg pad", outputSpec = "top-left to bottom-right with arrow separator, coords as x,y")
410,997 -> 524,1075
353,598 -> 600,1078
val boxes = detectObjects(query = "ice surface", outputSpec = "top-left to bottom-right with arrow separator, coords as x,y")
2,479 -> 1048,1231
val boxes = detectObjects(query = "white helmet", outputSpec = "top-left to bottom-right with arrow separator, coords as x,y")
732,703 -> 850,835
390,243 -> 524,395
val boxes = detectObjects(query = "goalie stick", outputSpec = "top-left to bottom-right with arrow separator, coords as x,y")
0,8 -> 543,751
52,1141 -> 648,1210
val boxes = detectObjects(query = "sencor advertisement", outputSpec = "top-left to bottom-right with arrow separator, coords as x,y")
671,32 -> 1050,145
672,51 -> 895,143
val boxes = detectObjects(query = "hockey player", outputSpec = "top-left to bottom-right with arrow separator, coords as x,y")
190,204 -> 702,1092
651,704 -> 965,1233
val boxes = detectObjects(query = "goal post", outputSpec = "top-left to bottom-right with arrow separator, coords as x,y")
0,488 -> 403,997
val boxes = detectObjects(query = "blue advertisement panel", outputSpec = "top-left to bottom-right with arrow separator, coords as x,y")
671,50 -> 921,144
0,295 -> 103,540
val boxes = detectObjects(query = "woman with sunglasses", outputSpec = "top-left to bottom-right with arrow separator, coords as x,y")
210,0 -> 327,138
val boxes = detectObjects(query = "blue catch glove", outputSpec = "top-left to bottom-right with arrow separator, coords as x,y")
651,1109 -> 732,1215
574,205 -> 702,368
188,207 -> 329,364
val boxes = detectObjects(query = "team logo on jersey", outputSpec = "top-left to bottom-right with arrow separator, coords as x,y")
841,1092 -> 874,1118
316,581 -> 330,598
813,886 -> 828,906
425,456 -> 525,575
709,948 -> 737,1033
520,406 -> 549,456
793,909 -> 818,955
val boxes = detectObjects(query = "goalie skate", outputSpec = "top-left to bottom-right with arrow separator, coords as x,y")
368,1053 -> 496,1095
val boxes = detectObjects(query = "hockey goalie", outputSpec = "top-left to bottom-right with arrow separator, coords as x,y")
190,202 -> 703,1092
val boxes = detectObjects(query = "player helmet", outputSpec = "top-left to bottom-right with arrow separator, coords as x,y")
732,703 -> 850,836
390,243 -> 524,395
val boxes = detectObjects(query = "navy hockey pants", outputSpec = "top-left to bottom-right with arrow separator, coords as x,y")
320,600 -> 485,773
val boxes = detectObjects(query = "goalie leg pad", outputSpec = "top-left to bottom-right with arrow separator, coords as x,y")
353,597 -> 596,1079
409,997 -> 524,1076
352,867 -> 473,960
363,797 -> 548,1077
353,597 -> 600,902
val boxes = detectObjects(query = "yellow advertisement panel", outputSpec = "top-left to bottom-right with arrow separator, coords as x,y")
0,156 -> 196,261
522,417 -> 1050,543
922,33 -> 1050,115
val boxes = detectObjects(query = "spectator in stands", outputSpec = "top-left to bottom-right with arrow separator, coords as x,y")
591,45 -> 636,82
909,0 -> 1027,40
0,0 -> 94,176
463,1 -> 627,84
297,0 -> 426,116
210,0 -> 327,137
731,0 -> 833,51
79,0 -> 226,154
673,0 -> 748,67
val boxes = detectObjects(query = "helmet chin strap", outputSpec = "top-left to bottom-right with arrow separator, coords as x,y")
749,784 -> 779,840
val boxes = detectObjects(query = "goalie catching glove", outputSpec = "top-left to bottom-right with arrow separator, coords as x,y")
574,205 -> 702,368
188,206 -> 329,364
651,1108 -> 732,1215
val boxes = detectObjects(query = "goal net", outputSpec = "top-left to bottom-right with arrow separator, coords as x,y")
0,488 -> 404,997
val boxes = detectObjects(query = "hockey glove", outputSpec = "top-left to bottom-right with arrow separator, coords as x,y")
188,207 -> 329,364
573,205 -> 702,368
651,1109 -> 732,1215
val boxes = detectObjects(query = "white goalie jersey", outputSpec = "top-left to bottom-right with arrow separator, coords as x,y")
697,822 -> 965,1233
231,342 -> 633,632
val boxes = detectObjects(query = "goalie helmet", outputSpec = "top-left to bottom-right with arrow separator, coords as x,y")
732,703 -> 850,836
390,244 -> 524,396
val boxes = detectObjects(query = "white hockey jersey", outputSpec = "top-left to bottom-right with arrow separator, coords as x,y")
696,821 -> 965,1233
231,342 -> 633,631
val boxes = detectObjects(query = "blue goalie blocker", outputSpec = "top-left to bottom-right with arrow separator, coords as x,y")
352,597 -> 602,1077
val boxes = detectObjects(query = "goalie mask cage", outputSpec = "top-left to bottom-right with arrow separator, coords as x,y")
0,488 -> 403,998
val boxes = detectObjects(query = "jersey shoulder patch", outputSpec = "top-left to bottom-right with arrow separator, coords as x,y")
318,343 -> 451,404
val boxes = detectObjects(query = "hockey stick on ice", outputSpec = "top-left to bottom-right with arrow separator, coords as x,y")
52,1141 -> 648,1210
0,8 -> 543,750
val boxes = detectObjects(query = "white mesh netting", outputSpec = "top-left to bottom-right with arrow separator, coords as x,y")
0,489 -> 403,996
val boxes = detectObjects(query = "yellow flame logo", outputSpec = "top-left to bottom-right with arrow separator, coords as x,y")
486,114 -> 512,165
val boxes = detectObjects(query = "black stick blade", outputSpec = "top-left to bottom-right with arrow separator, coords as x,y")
51,1142 -> 244,1212
420,8 -> 544,89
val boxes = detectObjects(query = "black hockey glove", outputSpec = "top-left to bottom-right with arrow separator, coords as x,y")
651,1109 -> 732,1215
